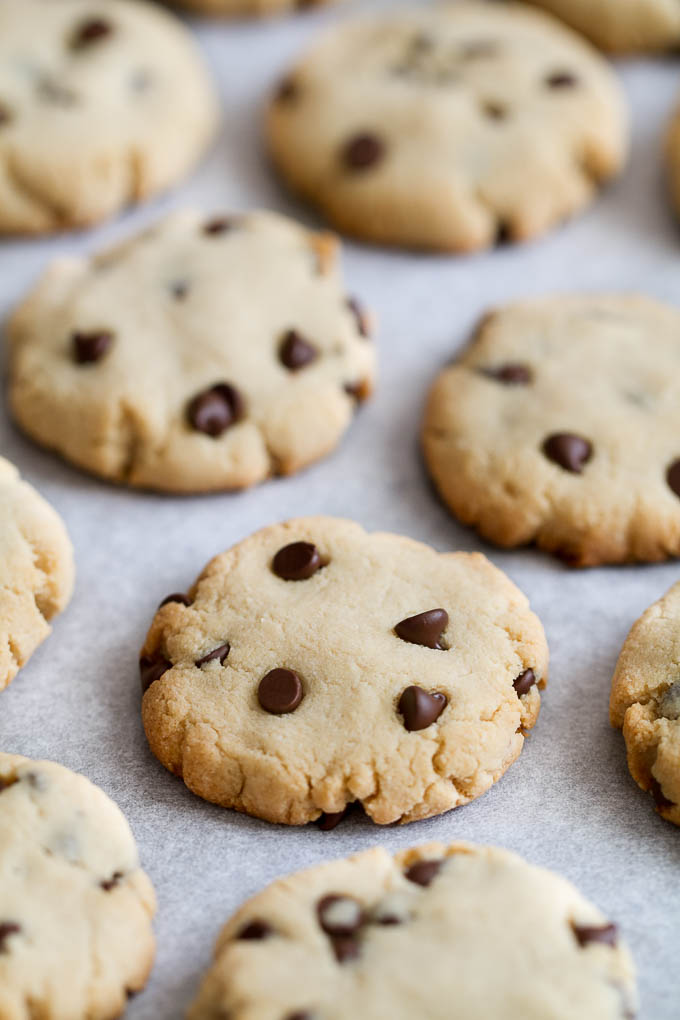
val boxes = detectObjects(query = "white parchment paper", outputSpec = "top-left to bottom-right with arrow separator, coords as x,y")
1,3 -> 679,1016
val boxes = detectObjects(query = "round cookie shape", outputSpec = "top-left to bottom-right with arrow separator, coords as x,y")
0,456 -> 74,692
188,841 -> 637,1019
265,2 -> 628,252
0,0 -> 218,235
166,0 -> 335,17
525,0 -> 680,53
0,753 -> 156,1019
8,210 -> 375,492
140,516 -> 548,825
611,581 -> 680,826
423,294 -> 680,567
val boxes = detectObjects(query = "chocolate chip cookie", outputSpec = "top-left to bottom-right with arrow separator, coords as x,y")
140,516 -> 548,825
188,841 -> 637,1019
525,0 -> 680,53
0,0 -> 218,234
0,753 -> 156,1018
266,2 -> 628,251
423,294 -> 680,566
8,210 -> 375,492
611,581 -> 680,827
0,456 -> 74,692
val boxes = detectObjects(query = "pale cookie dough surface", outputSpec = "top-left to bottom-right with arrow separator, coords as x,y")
0,753 -> 156,1020
266,2 -> 628,252
8,210 -> 375,492
611,581 -> 680,827
188,841 -> 637,1020
524,0 -> 680,53
167,0 -> 336,18
423,294 -> 680,567
0,0 -> 218,235
0,457 -> 74,693
140,516 -> 548,825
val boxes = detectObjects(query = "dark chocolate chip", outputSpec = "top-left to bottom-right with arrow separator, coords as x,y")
195,643 -> 230,667
0,104 -> 12,127
0,923 -> 21,952
187,383 -> 244,437
171,281 -> 189,301
237,919 -> 273,940
542,433 -> 592,473
342,133 -> 385,170
394,609 -> 448,650
272,542 -> 322,581
285,1014 -> 312,1020
344,381 -> 366,400
404,859 -> 442,887
317,809 -> 348,831
276,75 -> 299,103
100,871 -> 123,891
158,593 -> 192,609
375,912 -> 402,926
346,297 -> 370,338
317,895 -> 364,937
398,686 -> 447,732
71,18 -> 113,50
330,936 -> 359,963
72,330 -> 113,364
650,777 -> 675,811
480,363 -> 532,385
279,330 -> 318,371
571,921 -> 618,948
203,217 -> 233,236
483,102 -> 507,121
513,669 -> 536,696
140,654 -> 171,693
0,777 -> 15,792
546,71 -> 578,89
666,459 -> 680,498
258,668 -> 303,715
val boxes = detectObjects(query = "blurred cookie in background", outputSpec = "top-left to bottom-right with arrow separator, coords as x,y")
524,0 -> 680,53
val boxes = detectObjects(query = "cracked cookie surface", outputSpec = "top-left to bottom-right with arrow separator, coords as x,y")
611,581 -> 680,827
0,753 -> 156,1020
0,0 -> 218,235
266,2 -> 628,252
525,0 -> 680,53
423,294 -> 680,566
0,457 -> 74,693
8,210 -> 375,492
140,516 -> 548,825
188,841 -> 636,1019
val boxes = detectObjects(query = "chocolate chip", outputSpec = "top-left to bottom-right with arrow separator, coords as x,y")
546,71 -> 578,89
330,936 -> 359,963
666,459 -> 680,498
258,668 -> 303,714
317,895 -> 364,937
481,363 -> 532,385
317,808 -> 348,831
542,433 -> 592,473
0,104 -> 12,127
203,217 -> 232,236
398,686 -> 447,731
272,542 -> 322,581
140,654 -> 171,693
513,669 -> 536,696
276,75 -> 299,103
394,609 -> 448,649
571,921 -> 618,948
650,777 -> 675,810
237,919 -> 272,940
72,330 -> 113,364
483,102 -> 507,121
0,923 -> 21,952
344,381 -> 366,400
285,1014 -> 312,1020
342,133 -> 385,170
100,871 -> 123,891
187,383 -> 244,437
279,330 -> 318,371
404,859 -> 442,887
171,281 -> 189,301
346,297 -> 370,338
195,643 -> 230,667
71,18 -> 113,49
658,682 -> 680,720
0,777 -> 15,792
158,593 -> 192,609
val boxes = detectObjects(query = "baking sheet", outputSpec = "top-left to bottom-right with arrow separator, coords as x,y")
1,2 -> 679,1016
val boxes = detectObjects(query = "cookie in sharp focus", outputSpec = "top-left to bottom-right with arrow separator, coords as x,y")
423,294 -> 680,566
524,0 -> 680,53
188,842 -> 637,1019
140,516 -> 548,825
0,753 -> 156,1019
0,0 -> 218,235
0,456 -> 74,693
266,2 -> 628,252
611,581 -> 680,827
8,210 -> 375,492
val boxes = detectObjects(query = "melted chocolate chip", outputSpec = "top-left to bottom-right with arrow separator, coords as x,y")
276,76 -> 299,103
650,777 -> 675,811
404,859 -> 442,887
394,609 -> 448,650
0,923 -> 21,952
203,217 -> 233,236
481,363 -> 532,385
195,643 -> 230,667
666,459 -> 680,498
258,669 -> 303,714
398,686 -> 447,732
72,330 -> 113,364
571,921 -> 618,948
272,542 -> 322,581
158,593 -> 192,609
346,297 -> 370,338
238,919 -> 272,940
546,71 -> 578,89
513,669 -> 536,696
280,330 -> 318,371
187,383 -> 243,437
71,18 -> 113,49
317,895 -> 364,937
342,133 -> 385,170
100,871 -> 123,891
330,936 -> 359,963
542,433 -> 592,473
0,777 -> 15,792
140,654 -> 171,693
